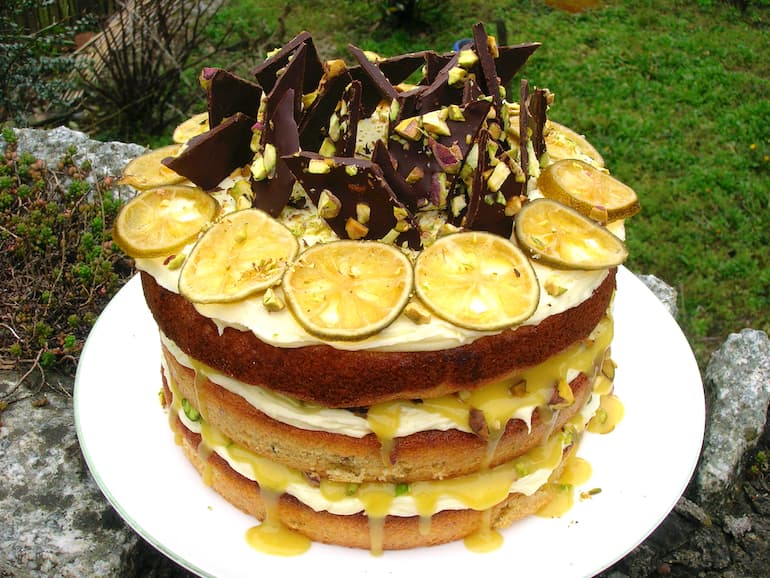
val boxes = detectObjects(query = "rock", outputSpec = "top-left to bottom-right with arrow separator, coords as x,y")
637,274 -> 678,317
0,126 -> 147,194
696,329 -> 770,504
0,372 -> 139,577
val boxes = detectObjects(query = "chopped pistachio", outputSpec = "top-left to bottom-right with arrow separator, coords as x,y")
345,164 -> 359,176
317,189 -> 342,218
325,58 -> 347,78
544,276 -> 568,297
328,113 -> 341,142
394,116 -> 422,140
263,287 -> 285,312
504,195 -> 525,216
165,253 -> 185,270
308,158 -> 332,174
263,143 -> 277,175
356,202 -> 371,225
422,109 -> 451,136
447,104 -> 465,122
450,194 -> 467,217
389,99 -> 401,122
487,160 -> 511,193
404,300 -> 432,324
250,156 -> 268,181
181,398 -> 201,422
405,165 -> 424,184
457,48 -> 479,68
318,137 -> 336,157
448,66 -> 468,86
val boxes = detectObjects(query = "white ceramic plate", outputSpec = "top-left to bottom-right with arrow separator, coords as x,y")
75,267 -> 705,577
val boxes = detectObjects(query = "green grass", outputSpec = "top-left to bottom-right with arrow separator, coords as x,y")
195,0 -> 769,369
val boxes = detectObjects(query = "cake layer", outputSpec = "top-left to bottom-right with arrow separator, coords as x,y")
173,418 -> 567,550
163,342 -> 595,483
141,267 -> 616,408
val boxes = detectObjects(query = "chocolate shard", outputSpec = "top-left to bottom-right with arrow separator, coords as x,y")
299,68 -> 353,153
416,52 -> 463,113
162,112 -> 254,191
331,80 -> 362,158
463,128 -> 525,237
388,98 -> 491,211
424,51 -> 454,85
265,42 -> 308,123
376,50 -> 429,86
348,44 -> 400,116
206,69 -> 263,128
371,139 -> 421,211
472,22 -> 502,111
283,151 -> 422,249
251,89 -> 300,217
252,31 -> 324,95
518,79 -> 549,181
496,42 -> 541,88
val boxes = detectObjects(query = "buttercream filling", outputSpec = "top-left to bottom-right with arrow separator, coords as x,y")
160,313 -> 613,440
167,365 -> 603,517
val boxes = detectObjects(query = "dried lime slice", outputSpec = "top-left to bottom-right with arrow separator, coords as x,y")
179,209 -> 299,304
112,185 -> 218,258
172,112 -> 210,144
538,158 -> 640,222
283,241 -> 413,340
414,231 -> 539,331
120,144 -> 186,189
515,198 -> 628,270
544,121 -> 605,167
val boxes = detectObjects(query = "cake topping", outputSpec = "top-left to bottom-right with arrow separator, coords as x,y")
162,112 -> 255,190
119,144 -> 186,189
282,240 -> 413,340
112,185 -> 219,258
177,208 -> 299,303
514,198 -> 628,269
204,68 -> 262,127
171,112 -> 209,144
413,231 -> 539,331
537,158 -> 640,222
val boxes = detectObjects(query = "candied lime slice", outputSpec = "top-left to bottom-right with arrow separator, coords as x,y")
172,112 -> 210,144
414,231 -> 539,331
544,121 -> 605,167
515,198 -> 628,270
283,241 -> 413,340
179,209 -> 299,303
120,144 -> 186,189
538,158 -> 640,222
112,185 -> 218,258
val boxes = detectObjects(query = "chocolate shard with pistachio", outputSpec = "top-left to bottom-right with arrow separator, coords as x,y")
518,79 -> 548,179
264,42 -> 308,123
472,22 -> 503,111
205,68 -> 263,128
462,128 -> 526,238
299,66 -> 354,152
251,88 -> 300,217
348,44 -> 400,116
387,98 -> 491,211
252,31 -> 323,95
283,152 -> 422,249
326,80 -> 362,158
162,112 -> 254,191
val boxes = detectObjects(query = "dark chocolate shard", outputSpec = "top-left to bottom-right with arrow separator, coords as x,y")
387,98 -> 491,211
206,69 -> 263,128
496,42 -> 541,88
518,79 -> 549,181
252,31 -> 324,95
416,52 -> 462,113
299,69 -> 354,152
283,152 -> 422,249
162,112 -> 254,191
377,50 -> 429,86
472,22 -> 502,111
371,139 -> 421,212
348,44 -> 400,117
424,51 -> 453,85
348,44 -> 400,102
265,42 -> 307,123
250,89 -> 300,217
463,129 -> 525,238
332,80 -> 362,158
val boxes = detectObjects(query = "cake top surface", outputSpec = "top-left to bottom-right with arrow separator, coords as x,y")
115,22 -> 640,351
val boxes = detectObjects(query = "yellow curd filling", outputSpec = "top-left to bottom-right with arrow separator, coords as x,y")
165,365 -> 620,555
161,314 -> 614,451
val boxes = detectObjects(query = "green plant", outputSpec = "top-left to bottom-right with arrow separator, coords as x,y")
0,128 -> 133,389
0,0 -> 95,126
